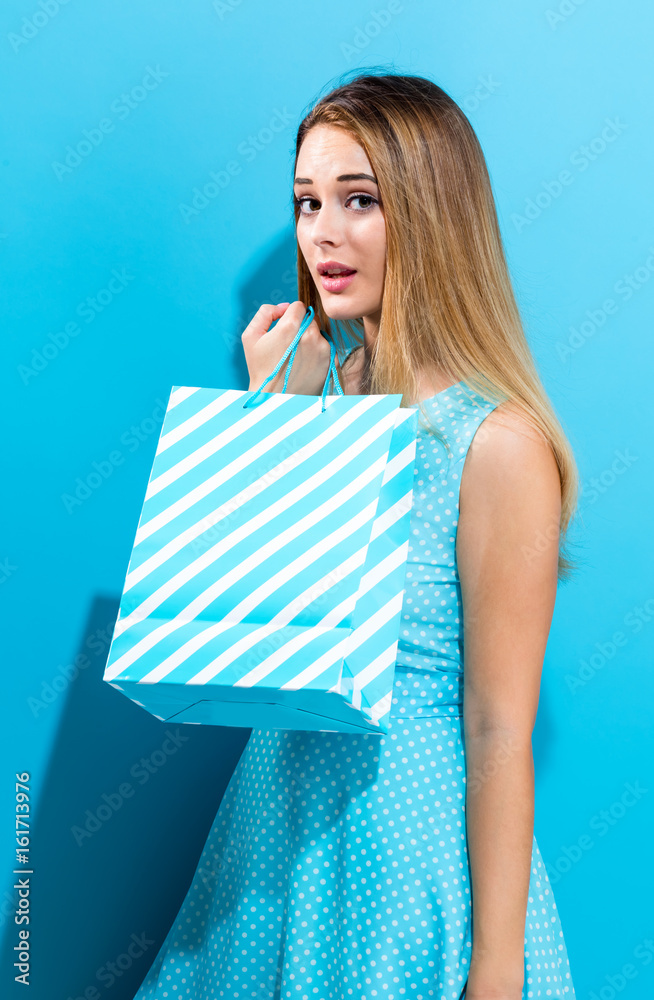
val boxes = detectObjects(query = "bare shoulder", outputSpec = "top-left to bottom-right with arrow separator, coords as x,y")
455,400 -> 562,595
460,400 -> 561,516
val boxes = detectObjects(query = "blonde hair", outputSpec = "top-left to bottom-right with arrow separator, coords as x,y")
293,70 -> 580,581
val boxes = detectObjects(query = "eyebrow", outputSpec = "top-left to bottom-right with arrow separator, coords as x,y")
294,172 -> 378,185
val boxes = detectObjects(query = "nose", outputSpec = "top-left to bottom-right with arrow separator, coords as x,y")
310,198 -> 345,248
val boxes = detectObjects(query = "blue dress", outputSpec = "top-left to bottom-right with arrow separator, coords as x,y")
132,380 -> 576,1000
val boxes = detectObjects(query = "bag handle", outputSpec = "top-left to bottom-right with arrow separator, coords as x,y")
243,306 -> 344,412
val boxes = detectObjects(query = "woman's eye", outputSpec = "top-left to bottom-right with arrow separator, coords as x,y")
295,196 -> 320,215
295,193 -> 379,215
347,194 -> 378,211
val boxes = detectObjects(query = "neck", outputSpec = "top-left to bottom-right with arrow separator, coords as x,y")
361,312 -> 379,361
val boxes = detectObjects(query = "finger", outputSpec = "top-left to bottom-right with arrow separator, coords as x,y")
297,317 -> 322,340
243,301 -> 294,341
275,303 -> 319,356
268,300 -> 310,340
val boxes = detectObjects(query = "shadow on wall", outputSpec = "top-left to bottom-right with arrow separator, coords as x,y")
1,594 -> 250,1000
230,232 -> 301,388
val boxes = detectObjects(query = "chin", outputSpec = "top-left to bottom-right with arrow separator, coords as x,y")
319,299 -> 368,323
322,308 -> 357,323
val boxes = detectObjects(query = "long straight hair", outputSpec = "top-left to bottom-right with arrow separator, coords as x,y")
292,70 -> 579,581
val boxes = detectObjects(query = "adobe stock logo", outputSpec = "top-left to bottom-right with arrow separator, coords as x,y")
51,66 -> 169,181
546,0 -> 589,30
7,0 -> 73,53
60,396 -> 168,514
17,268 -> 135,385
340,2 -> 404,62
178,107 -> 294,223
512,116 -> 627,232
545,780 -> 647,885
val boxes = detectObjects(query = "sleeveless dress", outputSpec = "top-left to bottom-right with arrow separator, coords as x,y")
132,379 -> 576,1000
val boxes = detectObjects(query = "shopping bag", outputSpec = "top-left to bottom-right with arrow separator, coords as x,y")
103,306 -> 418,734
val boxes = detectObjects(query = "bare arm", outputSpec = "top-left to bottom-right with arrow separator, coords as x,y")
455,403 -> 562,998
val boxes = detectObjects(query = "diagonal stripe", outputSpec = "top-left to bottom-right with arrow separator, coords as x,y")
107,446 -> 392,676
381,442 -> 416,487
110,488 -> 412,689
148,390 -> 290,488
278,590 -> 405,690
195,542 -> 408,687
223,523 -> 410,689
132,489 -> 412,689
133,394 -> 380,549
122,424 -> 413,650
136,542 -> 373,685
135,500 -> 377,684
122,400 -> 395,598
117,441 -> 388,646
345,643 -> 398,711
392,407 -> 418,430
369,487 -> 413,542
168,386 -> 200,410
365,689 -> 393,727
230,543 -> 409,690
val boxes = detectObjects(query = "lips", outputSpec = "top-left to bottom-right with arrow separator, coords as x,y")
316,259 -> 358,292
317,260 -> 357,276
319,270 -> 357,293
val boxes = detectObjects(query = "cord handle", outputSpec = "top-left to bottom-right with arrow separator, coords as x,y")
243,306 -> 344,412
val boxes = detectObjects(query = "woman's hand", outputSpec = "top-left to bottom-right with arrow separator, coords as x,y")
241,300 -> 332,395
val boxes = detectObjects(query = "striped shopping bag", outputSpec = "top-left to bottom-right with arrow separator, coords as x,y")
103,306 -> 417,734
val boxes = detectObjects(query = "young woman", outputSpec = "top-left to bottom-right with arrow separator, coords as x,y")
133,72 -> 578,1000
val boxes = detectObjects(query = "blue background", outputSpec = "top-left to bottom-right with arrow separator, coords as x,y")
2,1 -> 653,997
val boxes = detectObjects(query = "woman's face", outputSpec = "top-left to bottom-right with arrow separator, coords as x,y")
294,124 -> 386,336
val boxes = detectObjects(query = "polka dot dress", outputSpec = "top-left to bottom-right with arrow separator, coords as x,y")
132,382 -> 576,999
